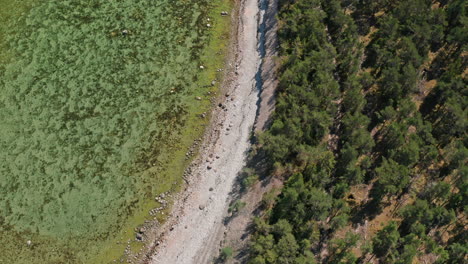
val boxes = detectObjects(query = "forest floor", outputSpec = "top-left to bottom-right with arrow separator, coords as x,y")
139,0 -> 279,263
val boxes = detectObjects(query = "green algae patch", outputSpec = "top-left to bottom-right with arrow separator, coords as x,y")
0,0 -> 233,263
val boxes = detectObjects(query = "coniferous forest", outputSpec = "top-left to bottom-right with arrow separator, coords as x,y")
248,0 -> 466,263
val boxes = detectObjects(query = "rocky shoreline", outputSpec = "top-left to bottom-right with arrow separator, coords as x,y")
122,0 -> 278,262
150,0 -> 264,261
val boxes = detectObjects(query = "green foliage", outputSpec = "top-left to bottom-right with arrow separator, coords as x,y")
446,243 -> 468,264
328,232 -> 359,264
329,199 -> 350,231
242,169 -> 259,191
400,198 -> 456,238
229,200 -> 247,214
220,247 -> 233,261
422,76 -> 467,146
372,221 -> 400,258
373,158 -> 410,200
249,0 -> 466,263
273,174 -> 333,225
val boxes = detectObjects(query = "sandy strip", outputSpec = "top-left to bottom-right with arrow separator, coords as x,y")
147,0 -> 265,263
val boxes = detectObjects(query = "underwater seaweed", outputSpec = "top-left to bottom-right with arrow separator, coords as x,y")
0,0 -> 214,262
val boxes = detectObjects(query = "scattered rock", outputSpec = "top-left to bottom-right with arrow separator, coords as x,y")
211,80 -> 216,86
196,96 -> 202,100
136,233 -> 143,241
200,65 -> 205,69
209,187 -> 214,191
199,205 -> 205,210
26,240 -> 31,246
221,11 -> 229,16
206,24 -> 211,27
207,165 -> 212,170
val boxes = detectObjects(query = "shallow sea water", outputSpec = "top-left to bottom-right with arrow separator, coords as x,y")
0,0 -> 212,262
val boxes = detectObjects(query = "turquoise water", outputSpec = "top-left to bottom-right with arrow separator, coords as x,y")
0,0 -> 213,262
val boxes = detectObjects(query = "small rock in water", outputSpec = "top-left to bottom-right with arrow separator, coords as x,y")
136,233 -> 143,241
